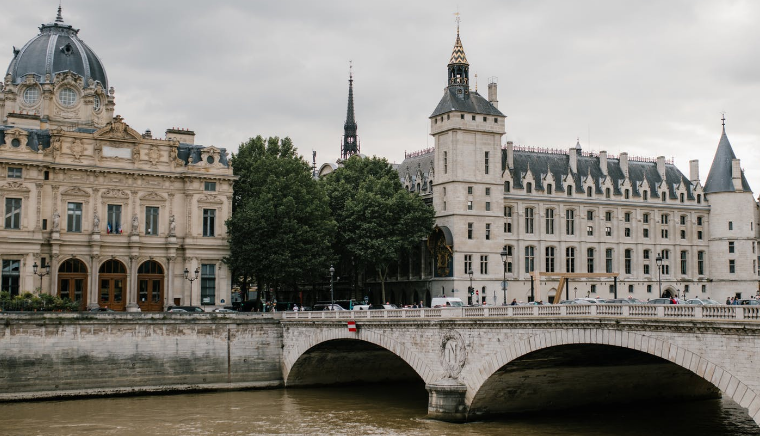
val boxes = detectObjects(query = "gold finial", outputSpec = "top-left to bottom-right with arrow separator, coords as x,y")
454,11 -> 460,34
474,73 -> 478,91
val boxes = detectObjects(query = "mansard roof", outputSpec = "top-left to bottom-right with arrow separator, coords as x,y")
503,148 -> 694,200
703,127 -> 752,194
397,149 -> 434,191
430,88 -> 504,118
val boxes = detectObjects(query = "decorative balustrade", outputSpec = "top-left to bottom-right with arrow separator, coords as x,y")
281,304 -> 759,321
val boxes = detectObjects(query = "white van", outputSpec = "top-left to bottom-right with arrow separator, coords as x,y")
430,297 -> 465,308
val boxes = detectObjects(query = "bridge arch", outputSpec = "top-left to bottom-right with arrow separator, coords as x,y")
282,325 -> 437,386
466,328 -> 759,424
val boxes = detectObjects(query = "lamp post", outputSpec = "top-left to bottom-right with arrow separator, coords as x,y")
656,255 -> 663,297
574,286 -> 577,299
32,262 -> 50,295
468,269 -> 473,305
329,265 -> 335,310
183,267 -> 200,306
500,248 -> 508,305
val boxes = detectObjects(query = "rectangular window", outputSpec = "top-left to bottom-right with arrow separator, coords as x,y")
729,259 -> 736,274
505,246 -> 513,273
485,202 -> 491,211
464,254 -> 472,275
605,211 -> 612,222
525,208 -> 534,234
468,186 -> 473,195
587,210 -> 594,220
697,216 -> 703,226
545,209 -> 555,235
697,230 -> 703,240
204,181 -> 217,192
202,209 -> 216,237
1,259 -> 21,297
591,284 -> 597,294
644,263 -> 650,275
67,202 -> 83,232
624,212 -> 631,223
485,187 -> 491,196
200,263 -> 216,305
729,221 -> 733,230
547,184 -> 553,195
566,247 -> 576,273
7,167 -> 22,179
680,250 -> 688,275
4,198 -> 21,229
587,226 -> 593,236
467,222 -> 473,239
505,206 -> 512,217
698,251 -> 705,275
484,151 -> 489,174
729,241 -> 735,253
628,284 -> 634,293
545,247 -> 555,273
643,191 -> 648,201
680,230 -> 686,239
624,249 -> 632,274
587,248 -> 595,273
647,284 -> 652,293
525,246 -> 535,273
504,181 -> 510,193
605,248 -> 613,273
605,226 -> 612,236
625,228 -> 631,237
565,209 -> 575,235
643,228 -> 649,238
485,223 -> 491,240
661,229 -> 668,239
145,206 -> 159,236
643,213 -> 649,224
680,215 -> 686,225
107,204 -> 122,234
444,152 -> 448,174
480,255 -> 488,274
467,201 -> 473,210
702,284 -> 706,294
661,214 -> 669,224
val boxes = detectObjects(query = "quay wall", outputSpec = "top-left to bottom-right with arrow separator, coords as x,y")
0,313 -> 284,400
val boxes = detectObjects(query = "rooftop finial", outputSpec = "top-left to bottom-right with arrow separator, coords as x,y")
721,112 -> 726,129
349,60 -> 353,82
55,2 -> 63,23
454,11 -> 460,35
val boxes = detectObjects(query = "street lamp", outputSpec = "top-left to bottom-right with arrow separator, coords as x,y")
468,269 -> 473,305
184,267 -> 200,306
656,255 -> 663,297
500,248 -> 508,305
574,286 -> 577,299
329,265 -> 335,310
32,262 -> 50,294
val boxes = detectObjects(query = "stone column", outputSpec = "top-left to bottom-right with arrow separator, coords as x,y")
49,253 -> 59,297
126,255 -> 139,312
88,255 -> 100,309
425,378 -> 468,423
166,256 -> 175,309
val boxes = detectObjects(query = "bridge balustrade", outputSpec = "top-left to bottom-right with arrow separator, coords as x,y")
281,304 -> 759,321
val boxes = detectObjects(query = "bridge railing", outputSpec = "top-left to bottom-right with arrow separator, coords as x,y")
281,304 -> 760,321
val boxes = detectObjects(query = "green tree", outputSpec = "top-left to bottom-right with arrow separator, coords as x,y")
323,156 -> 435,302
225,136 -> 335,301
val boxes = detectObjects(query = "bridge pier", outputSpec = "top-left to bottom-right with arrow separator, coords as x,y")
425,378 -> 468,423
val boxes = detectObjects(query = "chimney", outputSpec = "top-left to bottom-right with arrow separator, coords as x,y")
506,141 -> 514,169
599,151 -> 608,176
166,128 -> 196,145
656,156 -> 666,180
568,146 -> 578,174
488,77 -> 498,109
619,152 -> 628,177
732,159 -> 743,191
689,159 -> 699,183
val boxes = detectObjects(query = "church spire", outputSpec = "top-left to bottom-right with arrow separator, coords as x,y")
341,62 -> 359,160
55,3 -> 64,23
447,19 -> 469,98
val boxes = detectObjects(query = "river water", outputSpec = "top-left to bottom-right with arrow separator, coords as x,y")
1,384 -> 758,435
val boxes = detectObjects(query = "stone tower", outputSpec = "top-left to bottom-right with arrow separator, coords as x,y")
429,25 -> 506,302
341,65 -> 359,160
703,118 -> 760,299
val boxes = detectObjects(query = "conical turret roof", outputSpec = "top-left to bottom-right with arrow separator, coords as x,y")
448,33 -> 468,65
703,125 -> 752,193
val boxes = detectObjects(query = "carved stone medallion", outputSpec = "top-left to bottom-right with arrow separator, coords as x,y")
440,329 -> 467,379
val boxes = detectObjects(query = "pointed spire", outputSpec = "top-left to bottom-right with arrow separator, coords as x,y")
341,62 -> 359,160
704,116 -> 752,193
55,2 -> 64,23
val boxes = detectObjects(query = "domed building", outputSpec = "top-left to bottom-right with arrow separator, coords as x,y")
0,8 -> 235,312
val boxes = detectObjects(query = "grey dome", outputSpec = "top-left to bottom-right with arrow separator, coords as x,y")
6,8 -> 107,89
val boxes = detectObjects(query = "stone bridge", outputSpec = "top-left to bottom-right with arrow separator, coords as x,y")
281,305 -> 760,423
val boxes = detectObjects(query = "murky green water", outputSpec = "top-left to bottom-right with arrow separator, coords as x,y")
0,385 -> 758,435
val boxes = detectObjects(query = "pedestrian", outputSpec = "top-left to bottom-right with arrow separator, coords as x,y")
293,304 -> 299,312
511,298 -> 517,306
726,297 -> 731,305
419,300 -> 425,308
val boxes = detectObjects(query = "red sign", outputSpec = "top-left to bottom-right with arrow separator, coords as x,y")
347,321 -> 356,332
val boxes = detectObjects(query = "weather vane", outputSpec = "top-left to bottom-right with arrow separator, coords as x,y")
720,111 -> 726,127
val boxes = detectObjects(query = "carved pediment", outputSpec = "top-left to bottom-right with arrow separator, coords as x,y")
61,186 -> 90,197
198,194 -> 223,204
102,189 -> 130,199
140,192 -> 167,202
94,115 -> 142,141
1,127 -> 30,150
0,181 -> 30,192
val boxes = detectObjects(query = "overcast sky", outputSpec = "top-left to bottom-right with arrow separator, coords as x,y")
2,1 -> 759,189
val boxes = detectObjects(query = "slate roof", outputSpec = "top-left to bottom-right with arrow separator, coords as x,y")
397,150 -> 434,192
703,127 -> 751,194
504,149 -> 695,200
430,88 -> 505,118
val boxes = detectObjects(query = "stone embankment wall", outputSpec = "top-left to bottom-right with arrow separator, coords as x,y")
0,313 -> 283,400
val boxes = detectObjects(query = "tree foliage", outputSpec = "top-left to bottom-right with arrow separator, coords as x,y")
323,156 -> 435,302
225,136 -> 335,294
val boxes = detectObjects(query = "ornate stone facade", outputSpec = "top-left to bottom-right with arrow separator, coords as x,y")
0,9 -> 235,311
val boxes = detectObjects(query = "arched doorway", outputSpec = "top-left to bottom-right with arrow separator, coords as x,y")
98,259 -> 127,311
58,258 -> 88,311
662,288 -> 675,298
137,260 -> 164,312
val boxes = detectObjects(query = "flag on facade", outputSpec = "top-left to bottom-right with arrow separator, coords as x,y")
347,321 -> 356,332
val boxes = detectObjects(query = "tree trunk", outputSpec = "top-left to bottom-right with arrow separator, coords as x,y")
377,266 -> 388,303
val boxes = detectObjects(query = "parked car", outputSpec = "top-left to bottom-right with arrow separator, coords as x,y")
369,304 -> 399,310
312,303 -> 346,311
89,307 -> 115,312
647,298 -> 674,304
573,298 -> 601,304
604,299 -> 635,304
212,308 -> 237,313
738,299 -> 760,306
352,304 -> 371,311
166,306 -> 204,313
431,297 -> 465,308
685,298 -> 721,305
